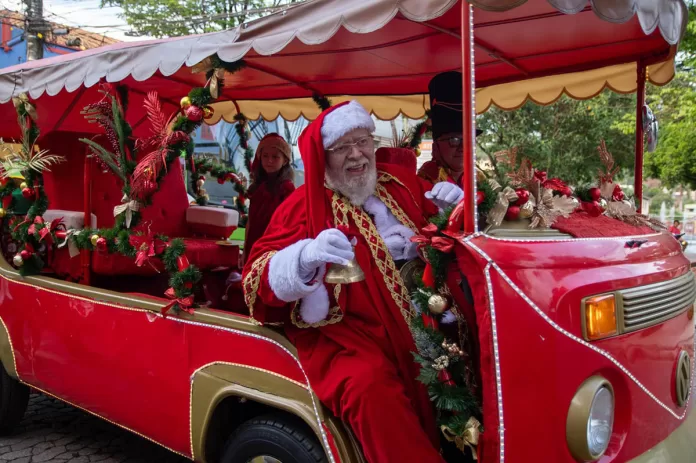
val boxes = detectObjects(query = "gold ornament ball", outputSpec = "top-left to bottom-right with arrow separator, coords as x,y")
428,294 -> 450,315
12,254 -> 23,267
90,234 -> 100,246
519,202 -> 534,219
19,182 -> 27,190
180,96 -> 192,109
0,208 -> 6,218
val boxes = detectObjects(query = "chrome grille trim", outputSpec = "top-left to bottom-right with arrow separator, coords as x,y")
619,272 -> 696,333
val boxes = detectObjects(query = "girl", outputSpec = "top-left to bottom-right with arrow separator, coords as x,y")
243,133 -> 295,264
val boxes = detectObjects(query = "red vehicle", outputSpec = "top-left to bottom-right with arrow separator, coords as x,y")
0,0 -> 691,462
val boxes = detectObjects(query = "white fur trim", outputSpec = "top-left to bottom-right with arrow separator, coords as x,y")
322,101 -> 376,149
363,195 -> 398,231
269,240 -> 325,302
441,310 -> 457,324
299,283 -> 331,324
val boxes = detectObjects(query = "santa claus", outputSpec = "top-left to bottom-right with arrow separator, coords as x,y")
242,101 -> 465,462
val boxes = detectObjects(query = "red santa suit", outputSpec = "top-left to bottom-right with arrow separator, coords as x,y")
243,102 -> 460,463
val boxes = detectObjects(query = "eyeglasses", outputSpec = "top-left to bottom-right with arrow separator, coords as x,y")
437,136 -> 463,148
326,136 -> 373,156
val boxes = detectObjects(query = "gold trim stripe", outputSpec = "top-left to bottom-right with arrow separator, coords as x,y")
242,250 -> 276,325
0,316 -> 17,376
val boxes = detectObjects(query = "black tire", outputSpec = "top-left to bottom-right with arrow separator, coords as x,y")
220,414 -> 327,463
0,365 -> 29,435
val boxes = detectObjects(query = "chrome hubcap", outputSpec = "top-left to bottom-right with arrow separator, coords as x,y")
248,457 -> 282,463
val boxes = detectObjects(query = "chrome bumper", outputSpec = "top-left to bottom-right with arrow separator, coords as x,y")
629,406 -> 696,462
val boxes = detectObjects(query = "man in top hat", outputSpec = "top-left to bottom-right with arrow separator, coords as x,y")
418,71 -> 481,185
243,100 -> 465,462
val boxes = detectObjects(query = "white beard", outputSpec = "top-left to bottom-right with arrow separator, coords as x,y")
325,165 -> 377,206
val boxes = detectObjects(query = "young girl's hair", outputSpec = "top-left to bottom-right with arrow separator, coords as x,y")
248,134 -> 294,194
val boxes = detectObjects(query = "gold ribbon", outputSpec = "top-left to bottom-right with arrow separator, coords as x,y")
442,416 -> 481,460
12,93 -> 38,121
113,194 -> 141,229
487,186 -> 518,227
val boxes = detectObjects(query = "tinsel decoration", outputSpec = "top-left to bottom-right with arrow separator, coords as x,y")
312,93 -> 332,111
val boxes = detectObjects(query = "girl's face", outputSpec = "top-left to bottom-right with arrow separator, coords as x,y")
261,147 -> 286,174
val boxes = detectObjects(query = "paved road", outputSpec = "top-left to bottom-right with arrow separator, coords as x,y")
0,393 -> 186,463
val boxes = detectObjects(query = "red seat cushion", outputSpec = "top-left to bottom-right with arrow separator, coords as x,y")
92,238 -> 239,276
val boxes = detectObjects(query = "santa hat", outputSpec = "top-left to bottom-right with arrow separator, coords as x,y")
298,101 -> 376,238
321,100 -> 376,149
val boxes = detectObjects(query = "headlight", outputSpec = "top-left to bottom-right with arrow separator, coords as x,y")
566,376 -> 615,461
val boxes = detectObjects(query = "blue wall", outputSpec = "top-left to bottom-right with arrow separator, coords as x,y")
0,26 -> 75,68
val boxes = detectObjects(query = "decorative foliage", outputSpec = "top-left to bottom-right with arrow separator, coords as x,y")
312,93 -> 332,111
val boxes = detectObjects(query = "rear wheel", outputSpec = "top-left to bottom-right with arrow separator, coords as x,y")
0,365 -> 29,435
220,414 -> 327,463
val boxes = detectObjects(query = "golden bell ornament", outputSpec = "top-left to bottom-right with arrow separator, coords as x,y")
428,294 -> 450,315
180,96 -> 192,109
12,254 -> 23,267
19,182 -> 27,190
324,247 -> 365,284
90,234 -> 100,247
0,208 -> 6,218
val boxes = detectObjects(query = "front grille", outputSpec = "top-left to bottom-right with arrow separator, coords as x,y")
620,272 -> 696,333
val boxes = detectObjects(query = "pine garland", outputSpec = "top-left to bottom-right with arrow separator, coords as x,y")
409,207 -> 481,449
477,179 -> 497,218
312,93 -> 332,111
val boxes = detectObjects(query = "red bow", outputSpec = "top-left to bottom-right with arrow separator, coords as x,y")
534,170 -> 548,183
410,223 -> 454,252
543,177 -> 569,193
26,216 -> 44,235
161,287 -> 195,316
129,232 -> 167,268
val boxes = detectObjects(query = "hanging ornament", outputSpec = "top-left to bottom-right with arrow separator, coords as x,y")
90,234 -> 100,247
19,182 -> 27,190
589,187 -> 601,201
415,148 -> 421,157
216,177 -> 225,185
476,190 -> 485,206
514,189 -> 530,206
180,96 -> 192,109
96,237 -> 108,252
185,105 -> 204,122
12,254 -> 23,267
0,208 -> 6,218
428,294 -> 450,315
203,106 -> 215,120
505,205 -> 521,221
196,178 -> 205,188
21,187 -> 34,200
19,249 -> 31,260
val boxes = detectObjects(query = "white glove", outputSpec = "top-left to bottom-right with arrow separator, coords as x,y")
298,229 -> 354,281
425,182 -> 464,210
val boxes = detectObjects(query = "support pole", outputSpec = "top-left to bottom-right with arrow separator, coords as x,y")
461,2 -> 476,233
634,62 -> 646,213
24,0 -> 45,61
81,153 -> 92,286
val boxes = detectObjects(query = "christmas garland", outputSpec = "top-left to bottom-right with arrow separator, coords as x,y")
2,94 -> 66,275
409,206 -> 482,457
403,110 -> 431,156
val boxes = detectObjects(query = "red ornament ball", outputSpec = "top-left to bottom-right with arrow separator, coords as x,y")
185,105 -> 204,122
505,206 -> 521,221
21,187 -> 34,200
560,186 -> 573,197
96,237 -> 108,252
20,249 -> 31,260
515,189 -> 530,206
476,190 -> 485,205
217,177 -> 225,185
589,187 -> 601,201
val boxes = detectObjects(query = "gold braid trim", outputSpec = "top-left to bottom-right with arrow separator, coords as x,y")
290,283 -> 344,328
331,193 -> 415,324
377,171 -> 422,212
242,250 -> 276,326
375,184 -> 418,233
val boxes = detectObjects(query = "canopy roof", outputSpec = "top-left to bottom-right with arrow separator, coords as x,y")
0,0 -> 687,137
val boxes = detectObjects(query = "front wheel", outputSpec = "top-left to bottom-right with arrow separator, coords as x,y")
220,414 -> 327,463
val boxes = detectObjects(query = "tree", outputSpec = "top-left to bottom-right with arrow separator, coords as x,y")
101,0 -> 302,38
476,91 -> 636,186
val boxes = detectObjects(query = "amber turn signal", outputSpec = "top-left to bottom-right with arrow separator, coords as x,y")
585,294 -> 618,341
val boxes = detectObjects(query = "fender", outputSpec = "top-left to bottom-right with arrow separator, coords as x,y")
190,363 -> 365,463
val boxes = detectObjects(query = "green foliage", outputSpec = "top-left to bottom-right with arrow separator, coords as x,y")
102,0 -> 303,38
477,92 -> 635,186
477,179 -> 497,216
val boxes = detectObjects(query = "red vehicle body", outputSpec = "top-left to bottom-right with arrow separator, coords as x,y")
0,0 -> 691,462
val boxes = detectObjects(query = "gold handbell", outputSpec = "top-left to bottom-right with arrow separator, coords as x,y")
324,246 -> 365,284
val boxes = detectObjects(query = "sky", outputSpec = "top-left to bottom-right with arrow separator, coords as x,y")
0,0 -> 139,42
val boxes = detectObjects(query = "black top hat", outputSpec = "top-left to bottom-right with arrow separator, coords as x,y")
429,71 -> 482,139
